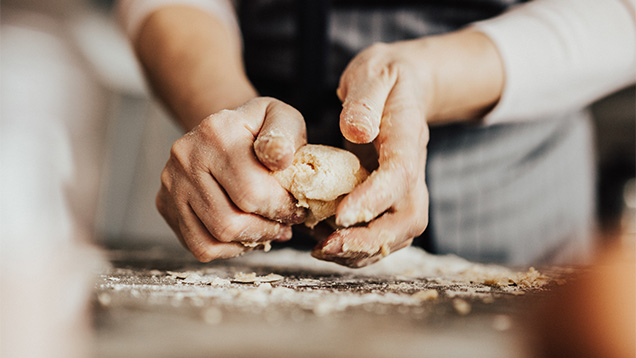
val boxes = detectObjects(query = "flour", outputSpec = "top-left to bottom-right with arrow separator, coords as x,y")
232,247 -> 552,288
95,246 -> 557,319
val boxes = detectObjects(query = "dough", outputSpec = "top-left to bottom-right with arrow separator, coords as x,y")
232,272 -> 284,284
273,144 -> 369,228
240,241 -> 272,252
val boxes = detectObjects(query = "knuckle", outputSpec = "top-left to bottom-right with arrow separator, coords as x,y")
361,43 -> 398,75
159,167 -> 173,189
387,161 -> 416,190
232,183 -> 266,214
280,101 -> 303,119
214,217 -> 246,242
190,245 -> 215,263
201,113 -> 226,135
202,111 -> 245,144
247,96 -> 269,105
366,42 -> 390,56
384,61 -> 400,78
198,118 -> 228,147
169,138 -> 193,169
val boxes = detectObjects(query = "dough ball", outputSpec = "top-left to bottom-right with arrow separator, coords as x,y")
272,144 -> 369,228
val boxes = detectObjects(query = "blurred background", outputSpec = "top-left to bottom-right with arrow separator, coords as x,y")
0,0 -> 634,357
2,0 -> 633,250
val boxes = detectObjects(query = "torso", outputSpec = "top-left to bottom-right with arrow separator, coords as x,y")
237,0 -> 594,265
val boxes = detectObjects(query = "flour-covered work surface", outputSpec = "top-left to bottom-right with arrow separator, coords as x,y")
94,246 -> 568,358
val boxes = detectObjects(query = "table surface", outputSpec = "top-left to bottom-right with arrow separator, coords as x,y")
93,246 -> 563,358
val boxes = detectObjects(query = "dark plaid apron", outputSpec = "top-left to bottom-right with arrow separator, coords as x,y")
237,0 -> 595,265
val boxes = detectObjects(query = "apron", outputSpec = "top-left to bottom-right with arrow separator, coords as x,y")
237,0 -> 595,265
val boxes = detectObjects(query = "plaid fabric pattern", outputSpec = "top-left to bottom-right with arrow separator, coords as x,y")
239,0 -> 595,265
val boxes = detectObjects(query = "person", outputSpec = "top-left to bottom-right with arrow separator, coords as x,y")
117,0 -> 635,268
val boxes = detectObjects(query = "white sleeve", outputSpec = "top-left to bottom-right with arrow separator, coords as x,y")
471,0 -> 636,124
115,0 -> 239,42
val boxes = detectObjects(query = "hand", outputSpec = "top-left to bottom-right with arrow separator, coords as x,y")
312,42 -> 432,267
157,97 -> 307,262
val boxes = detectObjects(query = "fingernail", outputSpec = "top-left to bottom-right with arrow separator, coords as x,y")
341,100 -> 381,144
319,231 -> 348,255
321,240 -> 341,255
255,132 -> 294,170
341,113 -> 376,143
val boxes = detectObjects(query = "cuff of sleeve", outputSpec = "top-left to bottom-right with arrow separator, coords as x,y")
471,0 -> 636,125
116,0 -> 239,42
469,4 -> 562,125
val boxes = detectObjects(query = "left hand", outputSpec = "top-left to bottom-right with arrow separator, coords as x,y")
312,42 -> 432,267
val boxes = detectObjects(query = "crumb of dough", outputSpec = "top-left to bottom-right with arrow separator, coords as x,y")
337,208 -> 375,228
167,271 -> 205,284
452,298 -> 471,315
464,266 -> 551,288
272,144 -> 369,228
182,273 -> 203,283
208,277 -> 231,286
232,272 -> 284,284
411,289 -> 439,301
166,271 -> 190,279
240,241 -> 272,252
380,244 -> 391,258
256,283 -> 273,291
167,271 -> 231,285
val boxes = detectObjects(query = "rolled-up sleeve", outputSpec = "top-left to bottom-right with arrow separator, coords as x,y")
472,0 -> 636,124
116,0 -> 239,42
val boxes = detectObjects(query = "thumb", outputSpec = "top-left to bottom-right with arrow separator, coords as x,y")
253,98 -> 307,171
338,58 -> 397,144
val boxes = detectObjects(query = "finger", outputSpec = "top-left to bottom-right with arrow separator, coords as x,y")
338,44 -> 396,144
187,170 -> 294,244
157,183 -> 248,262
218,147 -> 306,223
312,194 -> 428,268
193,106 -> 306,224
177,202 -> 248,262
336,78 -> 429,228
157,164 -> 293,262
253,100 -> 307,171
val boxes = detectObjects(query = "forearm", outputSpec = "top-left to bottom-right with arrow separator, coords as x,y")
134,6 -> 257,131
403,0 -> 635,125
397,29 -> 505,125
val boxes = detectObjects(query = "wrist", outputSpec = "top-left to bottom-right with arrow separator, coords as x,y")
180,78 -> 258,131
404,30 -> 504,124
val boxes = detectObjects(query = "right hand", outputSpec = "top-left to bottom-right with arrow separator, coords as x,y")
156,97 -> 307,262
